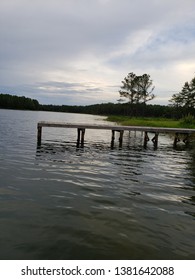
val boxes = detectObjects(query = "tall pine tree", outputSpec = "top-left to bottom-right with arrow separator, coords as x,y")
170,76 -> 195,108
119,72 -> 155,104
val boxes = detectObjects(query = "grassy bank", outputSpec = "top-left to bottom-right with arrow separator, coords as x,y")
106,115 -> 195,129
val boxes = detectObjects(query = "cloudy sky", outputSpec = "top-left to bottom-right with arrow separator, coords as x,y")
1,0 -> 195,105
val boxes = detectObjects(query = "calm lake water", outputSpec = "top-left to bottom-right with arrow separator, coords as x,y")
0,109 -> 195,260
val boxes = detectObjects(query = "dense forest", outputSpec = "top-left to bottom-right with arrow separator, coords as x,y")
0,93 -> 40,111
0,93 -> 194,119
39,102 -> 176,118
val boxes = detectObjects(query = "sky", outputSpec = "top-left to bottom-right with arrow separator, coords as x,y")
1,0 -> 195,106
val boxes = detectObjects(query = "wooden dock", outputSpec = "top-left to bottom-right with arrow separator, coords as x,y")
37,121 -> 195,148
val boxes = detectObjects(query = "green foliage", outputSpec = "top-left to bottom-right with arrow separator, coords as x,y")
179,114 -> 195,128
119,72 -> 155,104
107,116 -> 182,128
106,115 -> 195,129
39,102 -> 178,118
170,76 -> 195,109
0,93 -> 40,110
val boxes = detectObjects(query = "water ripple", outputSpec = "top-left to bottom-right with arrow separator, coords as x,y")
0,110 -> 195,259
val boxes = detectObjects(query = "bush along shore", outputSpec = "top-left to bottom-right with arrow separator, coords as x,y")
106,115 -> 195,129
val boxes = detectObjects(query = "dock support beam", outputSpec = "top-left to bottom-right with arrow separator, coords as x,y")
173,133 -> 180,148
144,131 -> 150,148
37,125 -> 42,145
119,130 -> 124,148
152,132 -> 159,149
111,130 -> 124,148
174,133 -> 190,147
111,130 -> 115,148
183,133 -> 190,145
77,128 -> 85,147
111,130 -> 115,141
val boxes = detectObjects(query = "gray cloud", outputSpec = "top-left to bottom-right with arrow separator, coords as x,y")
1,0 -> 195,105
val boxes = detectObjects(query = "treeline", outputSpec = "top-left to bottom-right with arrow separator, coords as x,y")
1,93 -> 195,119
39,102 -> 194,119
0,93 -> 39,110
39,103 -> 173,117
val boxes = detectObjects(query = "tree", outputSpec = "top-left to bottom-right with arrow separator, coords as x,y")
170,76 -> 195,108
119,72 -> 155,104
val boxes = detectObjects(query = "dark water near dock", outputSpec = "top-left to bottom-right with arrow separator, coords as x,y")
0,109 -> 195,260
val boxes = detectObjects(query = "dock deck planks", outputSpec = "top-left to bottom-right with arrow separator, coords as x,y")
37,121 -> 195,133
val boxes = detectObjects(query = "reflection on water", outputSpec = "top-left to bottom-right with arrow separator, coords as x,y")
0,110 -> 195,259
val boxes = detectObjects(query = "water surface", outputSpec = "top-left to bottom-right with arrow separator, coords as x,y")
0,109 -> 195,259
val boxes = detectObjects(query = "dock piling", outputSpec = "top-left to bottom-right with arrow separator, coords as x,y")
77,128 -> 81,147
119,130 -> 124,147
183,133 -> 190,145
111,130 -> 115,148
174,133 -> 180,148
77,128 -> 85,147
37,125 -> 42,145
144,131 -> 150,147
152,132 -> 159,148
81,129 -> 85,147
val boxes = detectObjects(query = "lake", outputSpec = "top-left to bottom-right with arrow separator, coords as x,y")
0,109 -> 195,260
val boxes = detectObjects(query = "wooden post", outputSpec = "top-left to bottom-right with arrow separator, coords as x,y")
144,131 -> 149,147
119,130 -> 124,147
37,125 -> 42,145
173,133 -> 180,148
111,130 -> 115,148
81,129 -> 85,147
152,132 -> 159,149
77,128 -> 85,147
183,133 -> 189,145
77,128 -> 81,147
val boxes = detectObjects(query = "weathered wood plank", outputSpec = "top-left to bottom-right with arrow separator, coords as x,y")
37,121 -> 195,134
